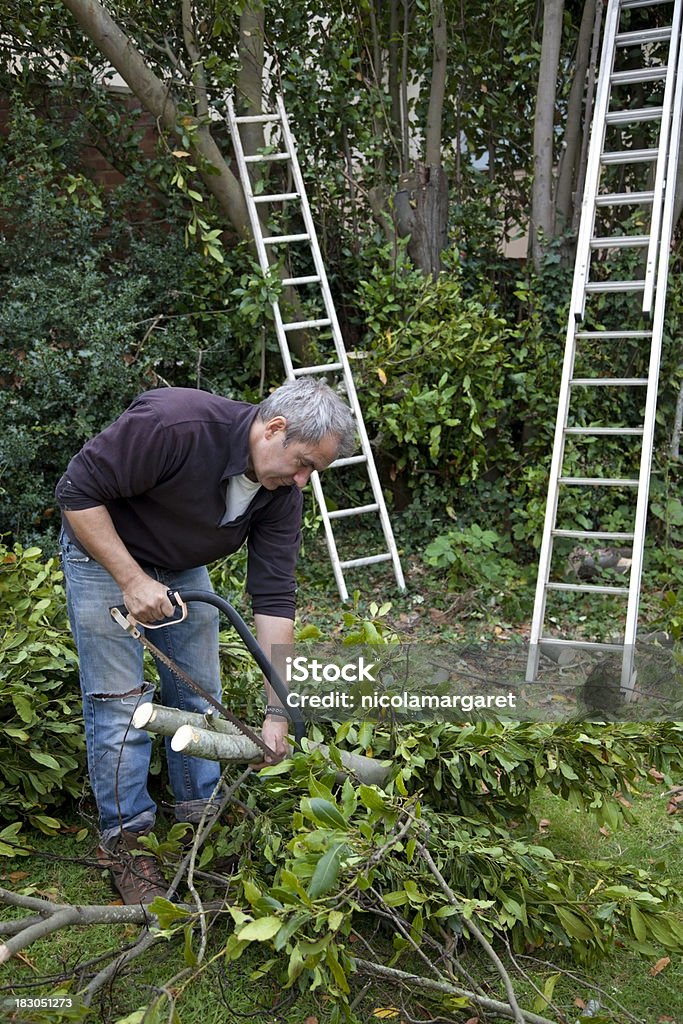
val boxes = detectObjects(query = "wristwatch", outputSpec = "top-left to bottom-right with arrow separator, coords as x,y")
265,704 -> 289,719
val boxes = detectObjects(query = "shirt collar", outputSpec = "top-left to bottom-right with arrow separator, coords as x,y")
220,404 -> 260,481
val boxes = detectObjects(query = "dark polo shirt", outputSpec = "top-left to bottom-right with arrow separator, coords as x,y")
55,388 -> 303,619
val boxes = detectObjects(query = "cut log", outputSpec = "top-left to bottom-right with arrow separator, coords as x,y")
133,703 -> 391,786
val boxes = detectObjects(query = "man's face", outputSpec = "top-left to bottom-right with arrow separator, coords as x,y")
249,416 -> 340,490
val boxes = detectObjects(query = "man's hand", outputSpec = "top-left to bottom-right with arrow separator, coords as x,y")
260,716 -> 290,764
64,507 -> 175,624
122,574 -> 176,624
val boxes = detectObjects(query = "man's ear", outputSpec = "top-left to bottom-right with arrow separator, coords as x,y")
263,416 -> 287,440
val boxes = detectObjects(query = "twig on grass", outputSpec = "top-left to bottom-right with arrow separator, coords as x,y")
417,842 -> 527,1024
354,958 -> 558,1024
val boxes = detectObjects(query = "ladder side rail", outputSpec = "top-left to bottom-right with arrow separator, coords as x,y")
642,0 -> 683,313
227,98 -> 299,380
226,96 -> 272,276
525,317 -> 580,682
311,473 -> 349,601
275,96 -> 406,591
621,20 -> 683,694
571,0 -> 622,320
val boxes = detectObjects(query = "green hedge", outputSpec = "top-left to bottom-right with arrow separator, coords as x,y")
0,542 -> 84,847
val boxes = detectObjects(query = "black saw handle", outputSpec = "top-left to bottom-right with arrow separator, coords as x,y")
111,588 -> 305,744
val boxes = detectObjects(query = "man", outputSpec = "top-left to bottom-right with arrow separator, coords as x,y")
55,378 -> 355,905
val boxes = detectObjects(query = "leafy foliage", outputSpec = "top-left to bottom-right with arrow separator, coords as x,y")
355,248 -> 518,487
0,97 -> 286,545
0,543 -> 83,845
151,718 -> 683,1015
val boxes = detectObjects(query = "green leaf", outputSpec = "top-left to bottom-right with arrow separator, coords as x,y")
303,797 -> 348,829
273,912 -> 308,951
328,909 -> 345,931
308,843 -> 347,900
532,972 -> 560,1013
183,922 -> 197,966
148,897 -> 190,929
236,916 -> 282,942
113,1011 -> 147,1024
555,906 -> 594,942
358,785 -> 387,812
29,750 -> 61,770
12,694 -> 35,723
630,903 -> 648,943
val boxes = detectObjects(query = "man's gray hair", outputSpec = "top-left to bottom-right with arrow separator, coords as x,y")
258,378 -> 356,458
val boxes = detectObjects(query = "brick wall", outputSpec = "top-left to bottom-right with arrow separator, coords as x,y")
0,84 -> 160,193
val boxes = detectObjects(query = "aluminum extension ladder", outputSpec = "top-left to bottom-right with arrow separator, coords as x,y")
527,0 -> 683,694
227,94 -> 405,601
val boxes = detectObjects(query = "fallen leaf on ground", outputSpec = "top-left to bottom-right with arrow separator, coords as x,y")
650,956 -> 671,976
574,998 -> 586,1009
599,826 -> 611,837
666,794 -> 683,814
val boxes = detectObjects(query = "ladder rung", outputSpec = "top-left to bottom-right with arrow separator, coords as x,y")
552,530 -> 635,541
282,275 -> 321,286
594,191 -> 655,206
330,455 -> 367,468
558,477 -> 639,487
590,234 -> 649,248
292,362 -> 343,376
601,148 -> 658,164
584,279 -> 645,293
262,233 -> 310,244
546,582 -> 631,595
282,318 -> 331,331
575,330 -> 652,339
621,0 -> 674,8
234,113 -> 281,123
252,192 -> 300,203
570,377 -> 648,386
538,637 -> 626,652
615,27 -> 672,46
327,503 -> 380,520
611,67 -> 668,85
339,553 -> 393,569
605,106 -> 663,125
244,152 -> 291,163
564,426 -> 644,435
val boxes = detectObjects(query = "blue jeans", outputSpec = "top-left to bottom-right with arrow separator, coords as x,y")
60,533 -> 223,844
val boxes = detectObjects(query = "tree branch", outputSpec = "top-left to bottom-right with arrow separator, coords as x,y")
417,843 -> 526,1024
354,959 -> 558,1024
59,0 -> 250,237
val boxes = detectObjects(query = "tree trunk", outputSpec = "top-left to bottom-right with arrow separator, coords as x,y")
236,0 -> 265,168
531,0 -> 565,271
406,164 -> 449,276
59,0 -> 250,238
554,0 -> 596,235
424,0 -> 447,169
408,0 -> 448,277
